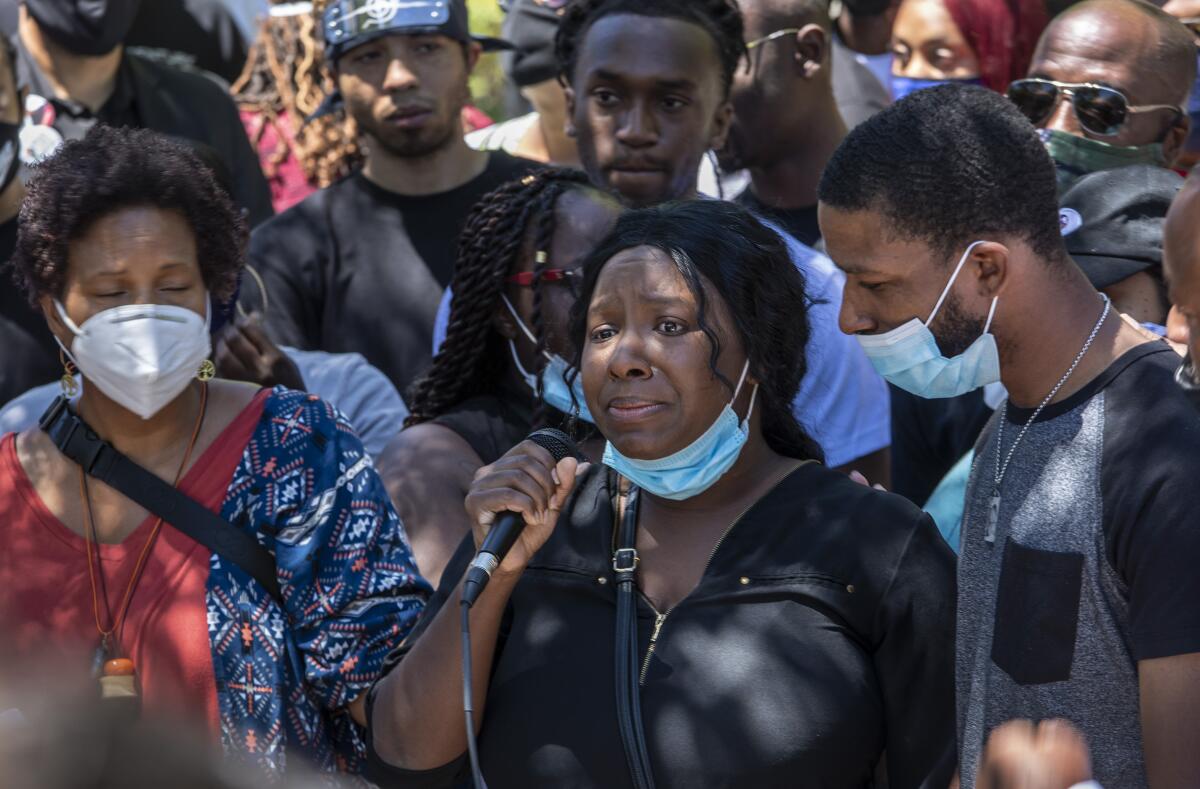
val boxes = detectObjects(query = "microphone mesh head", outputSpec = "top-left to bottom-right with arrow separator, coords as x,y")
528,428 -> 581,462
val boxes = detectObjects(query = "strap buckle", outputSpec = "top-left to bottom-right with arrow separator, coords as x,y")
612,547 -> 640,573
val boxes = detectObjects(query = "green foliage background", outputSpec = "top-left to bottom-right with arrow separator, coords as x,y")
467,0 -> 510,122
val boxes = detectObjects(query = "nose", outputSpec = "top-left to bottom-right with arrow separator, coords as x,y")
838,290 -> 876,336
382,56 -> 418,93
607,328 -> 653,380
1043,90 -> 1080,134
615,100 -> 658,149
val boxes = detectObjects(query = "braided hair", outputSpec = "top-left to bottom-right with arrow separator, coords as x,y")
231,0 -> 362,188
554,0 -> 747,96
405,168 -> 597,427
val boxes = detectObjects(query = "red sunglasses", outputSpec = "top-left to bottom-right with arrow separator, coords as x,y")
506,268 -> 584,288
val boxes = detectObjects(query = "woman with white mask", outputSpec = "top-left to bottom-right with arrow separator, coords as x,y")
367,200 -> 957,789
378,168 -> 623,586
0,125 -> 429,780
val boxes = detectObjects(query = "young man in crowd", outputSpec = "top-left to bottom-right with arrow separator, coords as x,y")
10,0 -> 272,225
555,0 -> 891,478
718,0 -> 849,247
820,83 -> 1200,788
250,0 -> 535,395
1017,0 -> 1195,188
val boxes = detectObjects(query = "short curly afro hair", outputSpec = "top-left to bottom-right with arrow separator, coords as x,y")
555,0 -> 747,97
819,83 -> 1066,265
12,124 -> 248,306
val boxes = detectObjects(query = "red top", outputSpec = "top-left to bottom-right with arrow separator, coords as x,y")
0,390 -> 269,735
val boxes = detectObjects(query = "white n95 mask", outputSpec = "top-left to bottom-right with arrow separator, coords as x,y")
55,296 -> 212,420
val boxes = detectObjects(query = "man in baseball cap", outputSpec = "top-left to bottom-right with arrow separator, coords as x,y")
1059,163 -> 1184,330
248,0 -> 536,396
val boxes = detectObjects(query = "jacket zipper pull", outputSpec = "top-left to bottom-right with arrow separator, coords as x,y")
640,612 -> 668,685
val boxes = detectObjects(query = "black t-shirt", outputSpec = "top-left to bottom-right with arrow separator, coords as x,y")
890,385 -> 994,505
367,463 -> 958,788
250,152 -> 536,394
0,217 -> 59,407
735,188 -> 822,248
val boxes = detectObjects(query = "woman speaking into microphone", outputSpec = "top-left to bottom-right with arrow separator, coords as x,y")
367,200 -> 956,788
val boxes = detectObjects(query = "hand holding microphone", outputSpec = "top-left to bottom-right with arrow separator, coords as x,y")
462,429 -> 589,607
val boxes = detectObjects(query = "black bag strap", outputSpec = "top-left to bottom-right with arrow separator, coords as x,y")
39,396 -> 284,605
612,483 -> 656,789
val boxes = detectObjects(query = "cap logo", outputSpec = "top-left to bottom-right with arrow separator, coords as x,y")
325,0 -> 448,48
1059,207 -> 1083,237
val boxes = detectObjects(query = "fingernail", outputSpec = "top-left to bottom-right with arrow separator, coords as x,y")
552,468 -> 561,485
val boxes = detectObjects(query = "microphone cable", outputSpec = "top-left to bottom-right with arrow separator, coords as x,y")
462,599 -> 486,789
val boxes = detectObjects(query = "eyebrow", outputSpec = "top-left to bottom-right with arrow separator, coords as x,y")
591,69 -> 698,92
831,259 -> 883,277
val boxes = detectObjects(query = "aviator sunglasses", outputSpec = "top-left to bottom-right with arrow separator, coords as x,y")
1006,78 -> 1182,137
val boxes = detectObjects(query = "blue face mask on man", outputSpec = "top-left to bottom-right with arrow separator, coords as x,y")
855,240 -> 1002,398
502,296 -> 594,423
603,360 -> 758,501
891,75 -> 983,101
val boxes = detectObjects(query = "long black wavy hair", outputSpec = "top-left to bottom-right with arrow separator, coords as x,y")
405,167 -> 597,427
567,200 -> 825,462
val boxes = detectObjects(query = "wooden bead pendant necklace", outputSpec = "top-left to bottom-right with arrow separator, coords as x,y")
81,382 -> 208,702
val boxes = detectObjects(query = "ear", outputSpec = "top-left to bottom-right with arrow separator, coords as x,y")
465,41 -> 483,74
1161,113 -> 1190,168
972,241 -> 1010,300
563,85 -> 578,138
39,293 -> 72,348
793,24 -> 829,80
709,100 -> 734,152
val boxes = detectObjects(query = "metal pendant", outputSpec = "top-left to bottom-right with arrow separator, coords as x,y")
985,491 -> 1000,545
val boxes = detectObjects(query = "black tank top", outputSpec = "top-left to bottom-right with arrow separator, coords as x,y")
431,394 -> 533,465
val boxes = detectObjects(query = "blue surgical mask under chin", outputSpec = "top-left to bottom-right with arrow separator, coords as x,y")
891,75 -> 983,101
603,361 -> 758,501
855,240 -> 1002,399
502,296 -> 594,423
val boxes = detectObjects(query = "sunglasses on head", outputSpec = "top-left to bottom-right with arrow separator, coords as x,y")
507,267 -> 584,294
1006,78 -> 1182,137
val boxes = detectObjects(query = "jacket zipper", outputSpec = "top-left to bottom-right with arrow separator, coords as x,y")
635,465 -> 803,684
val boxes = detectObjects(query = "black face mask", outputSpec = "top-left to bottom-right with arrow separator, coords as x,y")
25,0 -> 142,57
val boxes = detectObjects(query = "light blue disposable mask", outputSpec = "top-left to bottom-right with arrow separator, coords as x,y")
602,360 -> 758,501
502,296 -> 594,423
855,240 -> 1001,399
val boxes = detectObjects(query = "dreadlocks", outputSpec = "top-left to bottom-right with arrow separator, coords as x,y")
405,167 -> 596,428
231,0 -> 361,188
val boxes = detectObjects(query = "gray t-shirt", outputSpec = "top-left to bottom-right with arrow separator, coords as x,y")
957,343 -> 1200,788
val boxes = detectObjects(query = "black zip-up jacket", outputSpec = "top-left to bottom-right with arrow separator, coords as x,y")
368,462 -> 957,789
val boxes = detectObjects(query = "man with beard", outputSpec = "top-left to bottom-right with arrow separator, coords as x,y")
719,0 -> 848,248
821,83 -> 1200,789
554,0 -> 891,479
250,0 -> 534,394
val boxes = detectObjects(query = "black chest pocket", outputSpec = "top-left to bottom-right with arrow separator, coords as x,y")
990,537 -> 1084,686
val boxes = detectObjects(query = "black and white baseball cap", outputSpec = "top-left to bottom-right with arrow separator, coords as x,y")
1058,164 -> 1183,290
323,0 -> 512,62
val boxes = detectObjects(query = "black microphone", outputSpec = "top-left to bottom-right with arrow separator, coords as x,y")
461,428 -> 581,608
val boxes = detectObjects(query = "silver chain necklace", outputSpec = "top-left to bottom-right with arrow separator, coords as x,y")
984,294 -> 1111,544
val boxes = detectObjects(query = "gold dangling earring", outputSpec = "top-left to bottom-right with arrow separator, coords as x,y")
196,359 -> 216,382
59,349 -> 79,397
